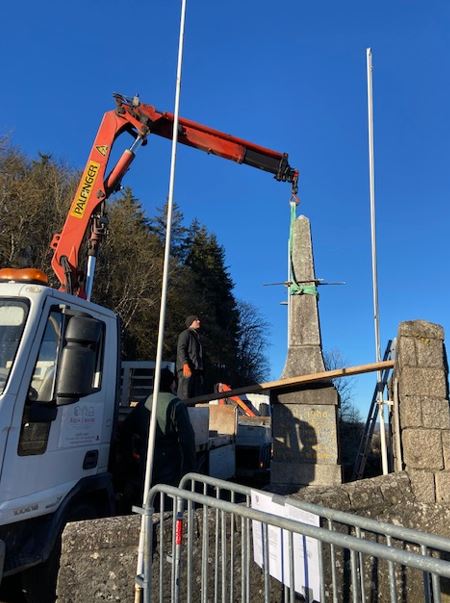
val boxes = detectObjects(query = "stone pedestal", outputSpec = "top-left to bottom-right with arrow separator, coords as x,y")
393,320 -> 450,503
271,215 -> 341,487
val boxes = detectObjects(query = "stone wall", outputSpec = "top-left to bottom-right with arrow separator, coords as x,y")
58,515 -> 141,601
394,320 -> 450,503
56,319 -> 450,601
57,473 -> 450,602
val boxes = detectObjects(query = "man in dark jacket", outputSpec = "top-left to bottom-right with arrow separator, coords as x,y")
119,368 -> 197,509
176,315 -> 204,400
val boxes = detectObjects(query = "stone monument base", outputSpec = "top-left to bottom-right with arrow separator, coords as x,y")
271,460 -> 342,487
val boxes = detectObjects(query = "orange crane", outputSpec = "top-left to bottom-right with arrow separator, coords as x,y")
50,93 -> 298,297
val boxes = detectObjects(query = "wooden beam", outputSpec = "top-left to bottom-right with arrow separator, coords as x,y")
186,359 -> 394,406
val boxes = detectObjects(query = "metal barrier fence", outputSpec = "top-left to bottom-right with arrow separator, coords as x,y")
135,473 -> 450,602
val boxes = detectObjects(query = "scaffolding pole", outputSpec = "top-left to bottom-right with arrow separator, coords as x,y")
366,48 -> 388,475
135,2 -> 188,601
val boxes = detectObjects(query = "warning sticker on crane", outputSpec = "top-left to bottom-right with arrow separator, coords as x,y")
70,161 -> 100,219
96,145 -> 109,156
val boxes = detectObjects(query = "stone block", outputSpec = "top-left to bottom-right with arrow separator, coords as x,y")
435,470 -> 450,503
289,297 -> 322,347
402,429 -> 443,470
421,398 -> 450,429
415,338 -> 445,368
270,460 -> 342,486
297,486 -> 352,511
408,469 -> 436,503
443,430 -> 450,469
294,473 -> 413,511
399,396 -> 422,428
379,472 -> 415,505
397,337 -> 417,368
292,215 -> 315,279
272,403 -> 339,465
286,216 -> 324,352
282,346 -> 325,377
399,367 -> 447,398
398,321 -> 444,340
58,515 -> 141,602
273,384 -> 338,406
344,481 -> 384,510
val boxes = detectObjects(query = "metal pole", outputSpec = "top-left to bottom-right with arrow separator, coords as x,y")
135,1 -> 188,600
85,256 -> 96,301
366,48 -> 388,475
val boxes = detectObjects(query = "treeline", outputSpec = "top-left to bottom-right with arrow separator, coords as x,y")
0,139 -> 269,388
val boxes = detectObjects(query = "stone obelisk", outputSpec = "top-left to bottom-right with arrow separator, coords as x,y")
270,215 -> 342,488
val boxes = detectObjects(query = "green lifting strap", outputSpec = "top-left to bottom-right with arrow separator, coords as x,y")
288,201 -> 319,298
290,282 -> 319,296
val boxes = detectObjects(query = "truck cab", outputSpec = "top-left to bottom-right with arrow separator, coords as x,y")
0,278 -> 118,582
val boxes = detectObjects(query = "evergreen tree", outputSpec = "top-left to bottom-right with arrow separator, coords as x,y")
184,220 -> 240,388
93,188 -> 164,359
149,201 -> 188,261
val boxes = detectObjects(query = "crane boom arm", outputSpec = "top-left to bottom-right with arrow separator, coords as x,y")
50,94 -> 298,295
139,103 -> 297,184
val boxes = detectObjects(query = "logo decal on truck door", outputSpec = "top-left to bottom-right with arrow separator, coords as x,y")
59,402 -> 104,447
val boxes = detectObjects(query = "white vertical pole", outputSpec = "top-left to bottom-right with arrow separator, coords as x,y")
135,2 -> 188,601
366,48 -> 388,475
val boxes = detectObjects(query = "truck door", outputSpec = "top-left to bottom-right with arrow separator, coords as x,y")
0,300 -> 115,524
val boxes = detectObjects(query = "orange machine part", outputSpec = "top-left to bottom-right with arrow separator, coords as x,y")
0,268 -> 49,285
217,383 -> 256,417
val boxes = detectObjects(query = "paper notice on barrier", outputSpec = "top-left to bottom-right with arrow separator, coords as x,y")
251,490 -> 321,602
285,502 -> 321,601
251,490 -> 285,583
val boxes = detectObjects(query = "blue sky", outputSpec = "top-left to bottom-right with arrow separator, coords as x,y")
2,1 -> 450,416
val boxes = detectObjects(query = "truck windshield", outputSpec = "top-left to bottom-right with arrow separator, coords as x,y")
0,300 -> 29,394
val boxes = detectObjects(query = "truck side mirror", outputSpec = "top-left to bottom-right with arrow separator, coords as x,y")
55,315 -> 103,405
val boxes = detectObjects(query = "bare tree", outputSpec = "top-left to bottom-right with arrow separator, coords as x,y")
0,145 -> 77,277
236,300 -> 270,384
324,349 -> 366,481
323,348 -> 361,423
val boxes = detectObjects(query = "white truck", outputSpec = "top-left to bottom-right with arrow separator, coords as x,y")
0,93 -> 296,600
0,280 -> 119,599
0,279 -> 239,601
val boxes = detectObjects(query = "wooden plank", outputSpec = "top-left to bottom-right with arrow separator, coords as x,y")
186,359 -> 394,406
